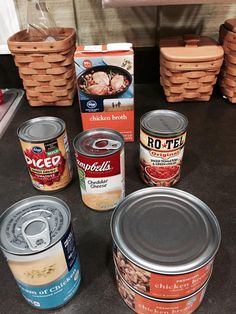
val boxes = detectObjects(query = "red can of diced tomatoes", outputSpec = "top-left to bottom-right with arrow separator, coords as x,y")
140,110 -> 188,186
17,116 -> 73,192
73,128 -> 125,211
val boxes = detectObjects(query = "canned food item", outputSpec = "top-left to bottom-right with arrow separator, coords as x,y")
140,110 -> 188,186
73,128 -> 125,211
111,187 -> 221,299
17,116 -> 73,191
0,196 -> 81,309
115,269 -> 208,314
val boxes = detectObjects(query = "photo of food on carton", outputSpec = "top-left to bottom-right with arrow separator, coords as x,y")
74,43 -> 134,142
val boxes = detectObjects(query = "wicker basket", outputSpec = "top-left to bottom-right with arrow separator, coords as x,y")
8,28 -> 76,106
219,19 -> 236,103
160,35 -> 224,102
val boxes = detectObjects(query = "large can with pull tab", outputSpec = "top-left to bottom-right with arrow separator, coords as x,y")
73,128 -> 125,211
0,196 -> 81,310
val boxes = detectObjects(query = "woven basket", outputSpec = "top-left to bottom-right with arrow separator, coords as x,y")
160,35 -> 224,102
8,28 -> 76,106
219,20 -> 236,103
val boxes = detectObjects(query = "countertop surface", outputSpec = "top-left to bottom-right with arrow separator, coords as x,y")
0,85 -> 235,314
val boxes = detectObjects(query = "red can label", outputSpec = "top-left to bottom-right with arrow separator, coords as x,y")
114,248 -> 213,299
20,131 -> 72,191
75,149 -> 125,211
140,129 -> 187,186
116,271 -> 207,314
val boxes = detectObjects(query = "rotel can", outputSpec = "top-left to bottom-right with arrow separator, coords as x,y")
140,110 -> 188,186
111,187 -> 221,300
115,269 -> 209,314
73,128 -> 125,211
0,196 -> 81,309
17,116 -> 73,191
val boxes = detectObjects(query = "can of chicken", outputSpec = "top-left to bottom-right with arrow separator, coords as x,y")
115,269 -> 209,314
0,196 -> 81,309
111,187 -> 221,300
73,128 -> 125,211
140,110 -> 188,186
17,116 -> 73,192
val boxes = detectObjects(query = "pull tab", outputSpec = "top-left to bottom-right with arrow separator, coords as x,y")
22,217 -> 50,251
92,138 -> 121,150
183,34 -> 200,47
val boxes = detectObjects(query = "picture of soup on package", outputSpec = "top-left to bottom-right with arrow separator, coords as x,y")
74,43 -> 134,142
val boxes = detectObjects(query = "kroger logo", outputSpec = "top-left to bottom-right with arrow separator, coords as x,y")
87,100 -> 97,109
32,146 -> 42,154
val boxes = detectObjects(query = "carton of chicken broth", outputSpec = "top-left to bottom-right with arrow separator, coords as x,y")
74,43 -> 134,142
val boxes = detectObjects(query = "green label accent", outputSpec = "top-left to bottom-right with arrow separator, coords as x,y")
46,149 -> 60,156
78,168 -> 86,190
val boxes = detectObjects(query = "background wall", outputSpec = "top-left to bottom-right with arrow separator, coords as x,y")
13,1 -> 236,47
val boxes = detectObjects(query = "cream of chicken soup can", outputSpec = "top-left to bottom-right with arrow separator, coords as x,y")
0,196 -> 81,309
140,110 -> 188,186
111,188 -> 221,300
73,128 -> 125,211
17,116 -> 73,192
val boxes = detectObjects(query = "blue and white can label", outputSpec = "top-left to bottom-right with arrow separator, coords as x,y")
5,224 -> 81,309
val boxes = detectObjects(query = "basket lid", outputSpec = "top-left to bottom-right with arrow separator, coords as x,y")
224,19 -> 236,33
160,35 -> 224,62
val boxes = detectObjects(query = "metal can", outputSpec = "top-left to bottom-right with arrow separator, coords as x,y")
140,110 -> 188,186
0,196 -> 81,310
115,269 -> 209,314
73,128 -> 125,211
17,116 -> 73,192
111,187 -> 221,299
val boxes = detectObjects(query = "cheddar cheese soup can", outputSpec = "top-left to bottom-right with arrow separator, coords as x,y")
111,187 -> 221,300
115,269 -> 209,314
73,128 -> 125,211
140,110 -> 188,186
0,196 -> 81,309
17,116 -> 73,191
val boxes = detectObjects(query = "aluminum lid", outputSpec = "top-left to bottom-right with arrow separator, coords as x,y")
141,110 -> 188,137
73,128 -> 124,157
0,196 -> 70,255
111,187 -> 221,275
17,116 -> 65,143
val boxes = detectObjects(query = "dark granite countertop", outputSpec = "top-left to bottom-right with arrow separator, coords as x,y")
0,84 -> 235,314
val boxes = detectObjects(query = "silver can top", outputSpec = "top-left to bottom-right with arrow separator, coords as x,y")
17,116 -> 65,143
0,196 -> 70,255
73,128 -> 124,157
111,187 -> 221,275
141,110 -> 188,137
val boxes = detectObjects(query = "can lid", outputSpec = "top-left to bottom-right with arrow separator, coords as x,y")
141,110 -> 188,137
17,116 -> 65,143
73,128 -> 124,157
111,187 -> 221,275
0,196 -> 70,255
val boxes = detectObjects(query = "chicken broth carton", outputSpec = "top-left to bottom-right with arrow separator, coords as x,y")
74,43 -> 134,142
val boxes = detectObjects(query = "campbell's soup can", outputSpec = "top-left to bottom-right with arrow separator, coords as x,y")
111,188 -> 221,300
115,269 -> 209,314
140,110 -> 188,186
0,196 -> 81,309
73,128 -> 125,211
17,116 -> 73,191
